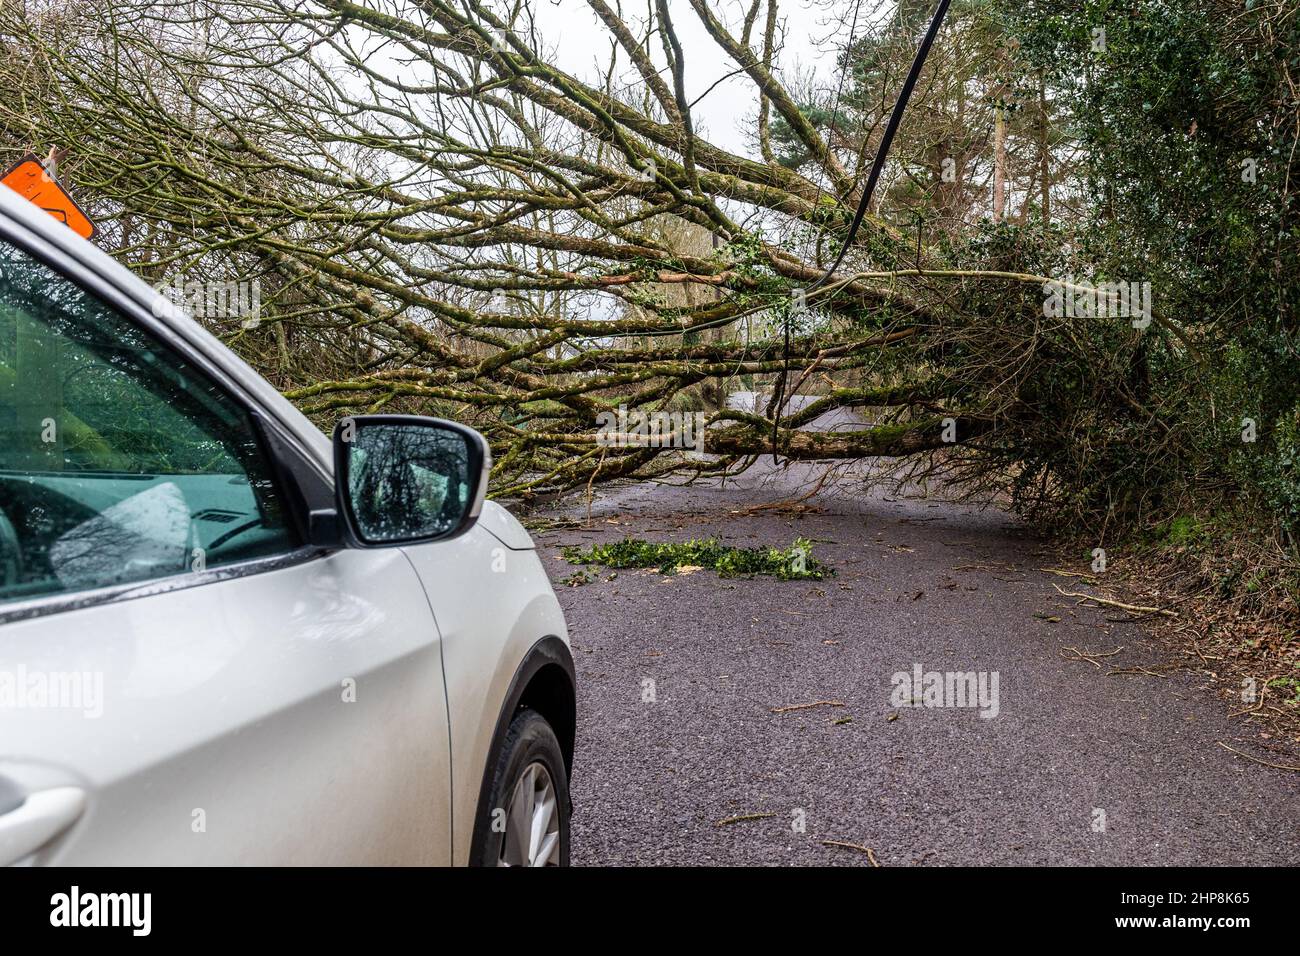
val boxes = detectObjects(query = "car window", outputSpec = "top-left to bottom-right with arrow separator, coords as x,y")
0,238 -> 297,605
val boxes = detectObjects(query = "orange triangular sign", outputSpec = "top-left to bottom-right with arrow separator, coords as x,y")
1,153 -> 96,240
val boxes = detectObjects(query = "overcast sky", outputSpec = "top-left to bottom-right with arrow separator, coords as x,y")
529,0 -> 877,158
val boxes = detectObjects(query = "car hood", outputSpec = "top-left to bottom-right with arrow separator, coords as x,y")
477,500 -> 535,550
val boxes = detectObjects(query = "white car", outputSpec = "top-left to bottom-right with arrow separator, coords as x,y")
0,185 -> 574,866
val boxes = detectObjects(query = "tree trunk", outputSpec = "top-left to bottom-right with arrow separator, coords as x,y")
992,99 -> 1007,223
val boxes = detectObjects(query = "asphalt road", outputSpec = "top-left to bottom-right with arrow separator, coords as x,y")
537,465 -> 1300,866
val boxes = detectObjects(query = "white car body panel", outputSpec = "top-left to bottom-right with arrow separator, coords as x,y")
400,536 -> 566,861
0,186 -> 570,866
3,549 -> 451,865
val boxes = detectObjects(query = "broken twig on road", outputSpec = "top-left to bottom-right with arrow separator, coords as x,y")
770,700 -> 846,713
1217,741 -> 1300,773
1052,584 -> 1177,617
822,840 -> 881,866
1060,646 -> 1124,668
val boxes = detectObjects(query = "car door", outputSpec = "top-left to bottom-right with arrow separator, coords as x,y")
0,227 -> 452,865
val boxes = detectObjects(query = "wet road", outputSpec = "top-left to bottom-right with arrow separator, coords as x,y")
537,466 -> 1299,866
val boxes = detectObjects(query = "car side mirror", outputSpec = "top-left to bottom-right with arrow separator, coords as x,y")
332,415 -> 491,547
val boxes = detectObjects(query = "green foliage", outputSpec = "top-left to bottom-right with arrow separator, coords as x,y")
989,0 -> 1300,538
1263,408 -> 1300,534
561,536 -> 833,580
1267,675 -> 1300,704
1161,515 -> 1209,547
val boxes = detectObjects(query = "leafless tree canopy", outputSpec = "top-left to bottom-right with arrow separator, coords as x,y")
0,0 -> 1191,503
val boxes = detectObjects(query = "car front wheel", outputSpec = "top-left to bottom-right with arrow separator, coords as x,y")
473,707 -> 570,867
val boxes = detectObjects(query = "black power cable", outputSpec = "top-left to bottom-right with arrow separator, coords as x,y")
772,0 -> 952,463
808,0 -> 953,294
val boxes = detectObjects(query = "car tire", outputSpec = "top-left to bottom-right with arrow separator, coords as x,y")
471,707 -> 570,867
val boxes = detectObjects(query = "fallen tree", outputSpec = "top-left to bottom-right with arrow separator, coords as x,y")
0,0 -> 1245,525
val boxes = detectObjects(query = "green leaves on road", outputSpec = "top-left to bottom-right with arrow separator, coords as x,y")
561,536 -> 833,581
